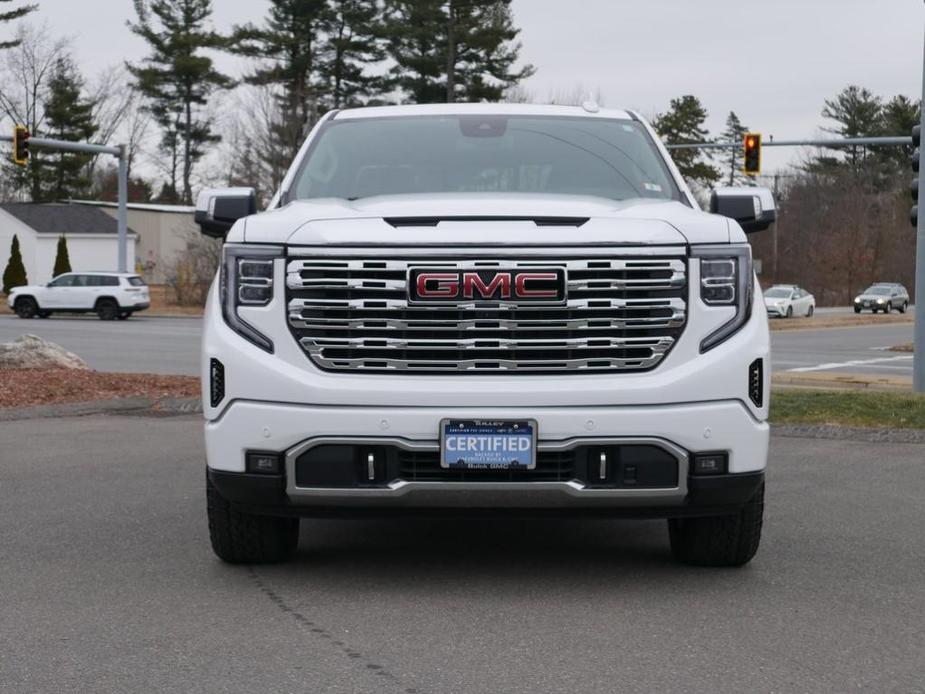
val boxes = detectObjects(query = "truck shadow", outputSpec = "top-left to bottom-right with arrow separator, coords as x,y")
277,516 -> 701,585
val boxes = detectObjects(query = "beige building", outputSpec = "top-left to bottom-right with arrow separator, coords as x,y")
71,200 -> 198,284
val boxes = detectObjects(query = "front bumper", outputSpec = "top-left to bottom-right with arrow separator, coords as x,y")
765,304 -> 787,317
205,399 -> 768,514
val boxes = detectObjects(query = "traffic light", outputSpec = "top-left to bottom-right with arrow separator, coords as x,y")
743,133 -> 761,175
911,125 -> 920,227
12,124 -> 29,166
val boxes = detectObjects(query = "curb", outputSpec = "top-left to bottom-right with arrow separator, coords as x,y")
0,397 -> 202,421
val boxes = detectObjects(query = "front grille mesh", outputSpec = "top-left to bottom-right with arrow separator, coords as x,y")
286,256 -> 687,373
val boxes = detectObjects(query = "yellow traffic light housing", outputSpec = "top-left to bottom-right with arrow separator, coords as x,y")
743,133 -> 761,175
12,124 -> 30,166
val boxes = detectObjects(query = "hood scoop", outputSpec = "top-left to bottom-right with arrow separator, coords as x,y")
384,216 -> 590,228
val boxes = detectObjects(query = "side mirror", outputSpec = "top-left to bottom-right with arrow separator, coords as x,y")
710,186 -> 776,233
194,188 -> 257,238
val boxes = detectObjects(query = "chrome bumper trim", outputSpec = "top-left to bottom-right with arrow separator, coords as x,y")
284,436 -> 689,508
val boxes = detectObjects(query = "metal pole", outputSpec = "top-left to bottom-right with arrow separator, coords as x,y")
666,136 -> 913,150
117,145 -> 128,274
914,11 -> 925,393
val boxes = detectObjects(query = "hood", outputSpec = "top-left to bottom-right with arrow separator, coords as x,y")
234,193 -> 736,247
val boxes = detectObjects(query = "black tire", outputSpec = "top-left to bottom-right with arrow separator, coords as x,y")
854,307 -> 862,314
14,296 -> 38,319
37,311 -> 51,319
807,305 -> 814,318
668,483 -> 764,567
96,298 -> 119,321
785,306 -> 793,318
118,312 -> 131,321
886,302 -> 893,314
899,301 -> 908,314
207,474 -> 299,564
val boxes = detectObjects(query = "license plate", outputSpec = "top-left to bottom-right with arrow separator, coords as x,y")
440,419 -> 536,470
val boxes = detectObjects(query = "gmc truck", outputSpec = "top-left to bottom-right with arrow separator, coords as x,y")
197,103 -> 774,567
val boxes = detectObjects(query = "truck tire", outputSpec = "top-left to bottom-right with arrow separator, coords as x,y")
206,474 -> 299,564
668,482 -> 764,567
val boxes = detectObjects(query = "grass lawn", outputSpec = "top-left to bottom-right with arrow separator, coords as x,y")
771,389 -> 925,429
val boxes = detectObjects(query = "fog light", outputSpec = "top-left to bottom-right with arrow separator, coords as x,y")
692,453 -> 728,475
246,451 -> 282,474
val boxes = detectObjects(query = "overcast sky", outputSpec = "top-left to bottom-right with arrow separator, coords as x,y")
13,0 -> 925,174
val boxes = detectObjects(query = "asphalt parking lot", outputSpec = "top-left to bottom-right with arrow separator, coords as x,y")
2,414 -> 923,693
0,313 -> 915,379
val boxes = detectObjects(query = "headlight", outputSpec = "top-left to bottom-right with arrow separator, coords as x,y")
876,299 -> 885,304
220,244 -> 282,353
854,297 -> 861,303
692,245 -> 753,352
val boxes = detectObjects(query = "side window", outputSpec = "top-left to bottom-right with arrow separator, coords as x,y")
72,275 -> 90,287
51,275 -> 75,287
102,276 -> 119,287
85,276 -> 102,287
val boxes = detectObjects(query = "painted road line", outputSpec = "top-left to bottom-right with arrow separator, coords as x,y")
788,356 -> 914,373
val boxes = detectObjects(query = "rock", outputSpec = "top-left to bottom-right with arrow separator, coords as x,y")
0,334 -> 89,370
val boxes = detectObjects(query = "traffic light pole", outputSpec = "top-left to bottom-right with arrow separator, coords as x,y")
0,135 -> 130,273
914,12 -> 925,393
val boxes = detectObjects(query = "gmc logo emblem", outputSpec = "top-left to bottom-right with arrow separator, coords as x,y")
409,268 -> 566,303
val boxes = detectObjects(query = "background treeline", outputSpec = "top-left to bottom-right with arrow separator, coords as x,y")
0,1 -> 921,303
0,0 -> 533,205
650,88 -> 920,304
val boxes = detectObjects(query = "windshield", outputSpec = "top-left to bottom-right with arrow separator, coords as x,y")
865,287 -> 891,295
288,115 -> 681,203
764,288 -> 792,298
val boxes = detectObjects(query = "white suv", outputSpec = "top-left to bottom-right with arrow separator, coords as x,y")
197,104 -> 774,567
7,272 -> 150,320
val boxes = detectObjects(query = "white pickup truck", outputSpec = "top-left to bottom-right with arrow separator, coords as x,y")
197,103 -> 774,567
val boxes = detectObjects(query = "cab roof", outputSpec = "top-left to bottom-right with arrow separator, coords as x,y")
334,102 -> 635,121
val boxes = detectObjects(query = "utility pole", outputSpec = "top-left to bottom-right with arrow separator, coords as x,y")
2,133 -> 130,273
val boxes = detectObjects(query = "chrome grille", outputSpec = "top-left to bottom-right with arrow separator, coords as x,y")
286,256 -> 687,373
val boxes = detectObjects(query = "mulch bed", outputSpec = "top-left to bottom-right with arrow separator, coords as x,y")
0,369 -> 199,409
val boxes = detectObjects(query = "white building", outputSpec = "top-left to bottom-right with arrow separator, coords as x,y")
0,203 -> 139,286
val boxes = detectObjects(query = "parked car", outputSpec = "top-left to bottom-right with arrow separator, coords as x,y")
197,103 -> 775,568
854,283 -> 909,313
763,284 -> 815,318
7,272 -> 150,320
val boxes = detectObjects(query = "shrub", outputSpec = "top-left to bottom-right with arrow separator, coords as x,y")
2,235 -> 28,294
52,236 -> 72,277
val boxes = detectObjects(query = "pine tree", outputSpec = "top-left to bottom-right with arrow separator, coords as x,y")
52,235 -> 71,277
382,0 -> 445,103
719,111 -> 752,186
384,0 -> 533,104
877,94 -> 920,173
128,0 -> 233,204
38,57 -> 98,201
2,234 -> 28,294
820,85 -> 883,170
0,0 -> 36,50
318,0 -> 389,109
234,0 -> 329,173
446,0 -> 534,102
653,95 -> 719,187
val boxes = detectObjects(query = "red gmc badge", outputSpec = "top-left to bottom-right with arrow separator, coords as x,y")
408,268 -> 566,304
